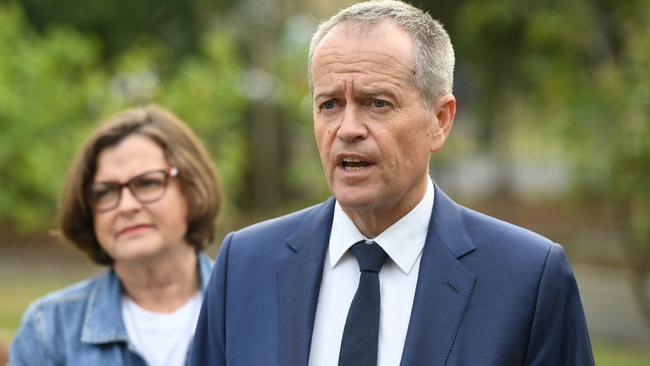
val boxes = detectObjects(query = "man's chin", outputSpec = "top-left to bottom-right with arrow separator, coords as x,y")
334,192 -> 377,211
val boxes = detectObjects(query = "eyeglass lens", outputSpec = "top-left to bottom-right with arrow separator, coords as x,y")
89,170 -> 172,211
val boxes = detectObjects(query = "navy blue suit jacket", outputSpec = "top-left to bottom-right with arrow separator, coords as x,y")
191,184 -> 594,365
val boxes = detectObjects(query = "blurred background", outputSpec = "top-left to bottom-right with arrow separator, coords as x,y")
1,0 -> 649,363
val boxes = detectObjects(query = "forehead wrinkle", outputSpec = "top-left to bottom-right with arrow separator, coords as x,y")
313,55 -> 414,97
314,79 -> 362,101
315,49 -> 412,74
313,59 -> 411,91
312,25 -> 417,101
314,68 -> 411,100
313,77 -> 346,99
356,83 -> 400,98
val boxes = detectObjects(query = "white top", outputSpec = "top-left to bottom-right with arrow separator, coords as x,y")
122,291 -> 203,366
308,179 -> 435,366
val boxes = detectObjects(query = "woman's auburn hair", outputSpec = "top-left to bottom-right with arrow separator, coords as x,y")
58,105 -> 221,265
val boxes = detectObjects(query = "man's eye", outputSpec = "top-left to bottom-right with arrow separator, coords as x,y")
372,99 -> 388,108
321,100 -> 337,110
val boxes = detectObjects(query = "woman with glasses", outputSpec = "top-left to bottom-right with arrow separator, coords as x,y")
9,105 -> 220,366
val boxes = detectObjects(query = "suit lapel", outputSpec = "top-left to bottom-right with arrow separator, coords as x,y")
400,184 -> 477,366
277,198 -> 335,366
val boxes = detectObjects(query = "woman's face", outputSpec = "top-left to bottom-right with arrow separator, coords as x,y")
92,134 -> 190,264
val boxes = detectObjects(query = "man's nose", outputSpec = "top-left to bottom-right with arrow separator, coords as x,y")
336,105 -> 368,142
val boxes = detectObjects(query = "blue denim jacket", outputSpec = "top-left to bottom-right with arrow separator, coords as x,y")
9,252 -> 213,366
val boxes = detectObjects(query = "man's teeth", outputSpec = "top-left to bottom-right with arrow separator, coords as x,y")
341,158 -> 370,169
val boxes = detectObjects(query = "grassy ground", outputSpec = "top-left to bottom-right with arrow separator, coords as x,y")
0,268 -> 96,364
0,243 -> 99,365
1,274 -> 649,365
593,341 -> 650,365
0,277 -> 82,332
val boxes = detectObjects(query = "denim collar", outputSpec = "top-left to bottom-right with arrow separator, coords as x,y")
80,252 -> 213,345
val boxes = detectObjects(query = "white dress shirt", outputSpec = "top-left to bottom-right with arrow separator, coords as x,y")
308,179 -> 434,366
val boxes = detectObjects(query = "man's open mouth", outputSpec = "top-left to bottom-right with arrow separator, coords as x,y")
340,158 -> 372,170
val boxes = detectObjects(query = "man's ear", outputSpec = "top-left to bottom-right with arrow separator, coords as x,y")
431,94 -> 456,153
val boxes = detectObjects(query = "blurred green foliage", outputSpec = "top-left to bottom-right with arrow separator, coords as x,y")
448,0 -> 650,327
0,2 -> 249,232
592,340 -> 650,366
156,30 -> 250,215
0,3 -> 110,231
18,0 -> 236,60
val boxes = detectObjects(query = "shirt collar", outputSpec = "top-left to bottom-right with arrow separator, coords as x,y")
328,178 -> 434,274
197,251 -> 214,291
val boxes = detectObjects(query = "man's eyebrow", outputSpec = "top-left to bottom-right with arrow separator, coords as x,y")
313,89 -> 339,100
358,86 -> 399,99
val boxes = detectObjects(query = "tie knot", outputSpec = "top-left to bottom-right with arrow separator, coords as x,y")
350,241 -> 387,273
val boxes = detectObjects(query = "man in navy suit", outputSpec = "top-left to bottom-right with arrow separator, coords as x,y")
191,1 -> 594,365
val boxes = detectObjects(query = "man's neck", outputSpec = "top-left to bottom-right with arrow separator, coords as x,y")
341,177 -> 429,238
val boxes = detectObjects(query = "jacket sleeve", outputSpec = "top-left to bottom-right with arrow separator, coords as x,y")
9,304 -> 51,366
189,232 -> 233,366
525,243 -> 595,366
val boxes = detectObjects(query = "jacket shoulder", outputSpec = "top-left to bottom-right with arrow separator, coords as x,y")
24,272 -> 106,315
231,200 -> 330,244
460,206 -> 555,260
10,271 -> 109,365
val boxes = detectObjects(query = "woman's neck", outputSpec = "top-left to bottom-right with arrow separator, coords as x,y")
114,244 -> 199,312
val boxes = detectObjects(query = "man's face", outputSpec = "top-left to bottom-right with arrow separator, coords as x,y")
311,21 -> 453,233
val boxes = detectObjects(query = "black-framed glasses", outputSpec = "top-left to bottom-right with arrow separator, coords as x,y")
88,167 -> 179,212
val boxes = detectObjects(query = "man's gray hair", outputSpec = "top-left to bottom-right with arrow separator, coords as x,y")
308,0 -> 455,105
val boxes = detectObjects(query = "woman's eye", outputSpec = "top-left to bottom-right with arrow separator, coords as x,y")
93,188 -> 113,199
89,185 -> 118,203
134,178 -> 164,189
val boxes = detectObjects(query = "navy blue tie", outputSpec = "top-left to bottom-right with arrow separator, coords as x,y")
338,241 -> 388,366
